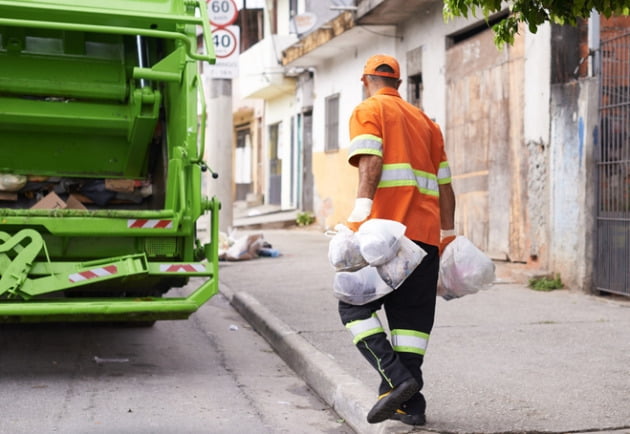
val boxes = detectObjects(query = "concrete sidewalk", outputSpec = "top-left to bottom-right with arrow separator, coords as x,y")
216,228 -> 630,434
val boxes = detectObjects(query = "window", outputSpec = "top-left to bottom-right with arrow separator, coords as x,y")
325,94 -> 340,152
235,128 -> 252,200
237,7 -> 264,52
406,46 -> 423,108
408,73 -> 423,109
269,122 -> 281,176
268,122 -> 282,205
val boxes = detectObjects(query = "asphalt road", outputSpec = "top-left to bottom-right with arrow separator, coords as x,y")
0,285 -> 354,434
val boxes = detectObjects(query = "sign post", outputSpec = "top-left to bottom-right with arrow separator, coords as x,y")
204,0 -> 239,230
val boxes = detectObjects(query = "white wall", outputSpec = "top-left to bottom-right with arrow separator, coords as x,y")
524,23 -> 551,144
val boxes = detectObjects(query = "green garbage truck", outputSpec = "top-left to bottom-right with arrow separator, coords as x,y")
0,0 -> 220,323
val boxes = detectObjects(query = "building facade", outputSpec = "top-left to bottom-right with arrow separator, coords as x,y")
230,0 -> 630,294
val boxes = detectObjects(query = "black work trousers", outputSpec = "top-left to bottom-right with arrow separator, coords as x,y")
339,240 -> 439,409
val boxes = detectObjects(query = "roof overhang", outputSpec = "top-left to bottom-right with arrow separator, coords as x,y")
282,10 -> 396,68
356,0 -> 437,25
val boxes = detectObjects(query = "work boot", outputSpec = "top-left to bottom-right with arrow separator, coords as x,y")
391,408 -> 426,426
366,378 -> 420,424
391,391 -> 426,425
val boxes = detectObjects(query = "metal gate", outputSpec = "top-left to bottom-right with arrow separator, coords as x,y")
597,32 -> 630,296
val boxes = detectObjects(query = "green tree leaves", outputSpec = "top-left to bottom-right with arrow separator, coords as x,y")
443,0 -> 630,46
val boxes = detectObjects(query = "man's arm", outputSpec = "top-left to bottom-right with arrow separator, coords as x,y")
438,182 -> 456,254
438,182 -> 455,230
357,154 -> 383,199
346,155 -> 382,227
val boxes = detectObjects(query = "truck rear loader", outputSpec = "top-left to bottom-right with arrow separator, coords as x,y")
0,0 -> 220,323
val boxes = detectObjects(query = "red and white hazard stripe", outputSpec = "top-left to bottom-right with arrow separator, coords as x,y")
159,264 -> 206,273
127,219 -> 173,229
69,265 -> 118,283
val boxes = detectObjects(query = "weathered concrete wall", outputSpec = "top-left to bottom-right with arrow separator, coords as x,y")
549,78 -> 598,290
312,149 -> 357,229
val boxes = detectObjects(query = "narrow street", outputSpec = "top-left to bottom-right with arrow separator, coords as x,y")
0,288 -> 354,434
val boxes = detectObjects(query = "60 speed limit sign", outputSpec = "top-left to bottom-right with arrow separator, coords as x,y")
212,27 -> 238,59
207,0 -> 238,27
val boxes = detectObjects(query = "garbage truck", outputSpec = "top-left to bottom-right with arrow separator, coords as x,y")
0,0 -> 220,323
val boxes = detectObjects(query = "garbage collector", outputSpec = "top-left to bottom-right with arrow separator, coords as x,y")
340,54 -> 456,426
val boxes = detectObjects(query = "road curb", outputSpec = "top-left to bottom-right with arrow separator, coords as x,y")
221,284 -> 415,434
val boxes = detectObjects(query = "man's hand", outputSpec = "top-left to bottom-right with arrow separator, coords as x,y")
346,198 -> 372,231
439,229 -> 456,256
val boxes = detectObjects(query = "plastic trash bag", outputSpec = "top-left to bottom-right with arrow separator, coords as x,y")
333,265 -> 393,305
377,236 -> 427,289
0,174 -> 27,192
437,236 -> 495,300
328,224 -> 368,271
357,219 -> 406,266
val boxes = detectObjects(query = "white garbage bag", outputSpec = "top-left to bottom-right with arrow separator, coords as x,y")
333,265 -> 393,305
0,174 -> 27,192
437,236 -> 495,300
357,219 -> 406,266
328,224 -> 368,272
377,236 -> 427,289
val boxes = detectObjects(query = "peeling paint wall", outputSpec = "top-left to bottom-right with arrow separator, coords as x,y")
523,23 -> 552,267
549,79 -> 598,289
525,139 -> 549,263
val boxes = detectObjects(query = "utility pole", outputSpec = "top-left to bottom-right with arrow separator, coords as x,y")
205,77 -> 234,234
203,0 -> 240,235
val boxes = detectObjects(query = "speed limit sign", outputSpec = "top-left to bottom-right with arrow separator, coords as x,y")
212,27 -> 238,59
207,0 -> 238,27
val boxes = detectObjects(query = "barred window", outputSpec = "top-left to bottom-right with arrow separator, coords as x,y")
325,93 -> 340,152
408,73 -> 423,109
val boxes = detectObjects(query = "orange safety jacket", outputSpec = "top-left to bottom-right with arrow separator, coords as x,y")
348,87 -> 451,247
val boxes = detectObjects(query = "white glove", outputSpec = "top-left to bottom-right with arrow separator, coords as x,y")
440,229 -> 456,239
348,198 -> 373,222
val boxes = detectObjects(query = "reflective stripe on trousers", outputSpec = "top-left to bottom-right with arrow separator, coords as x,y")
345,313 -> 384,344
391,329 -> 429,355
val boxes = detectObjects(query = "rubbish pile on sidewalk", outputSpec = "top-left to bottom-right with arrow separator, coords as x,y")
219,230 -> 281,261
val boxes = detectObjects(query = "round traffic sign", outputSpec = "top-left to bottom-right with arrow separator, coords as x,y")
212,27 -> 238,58
207,0 -> 238,27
